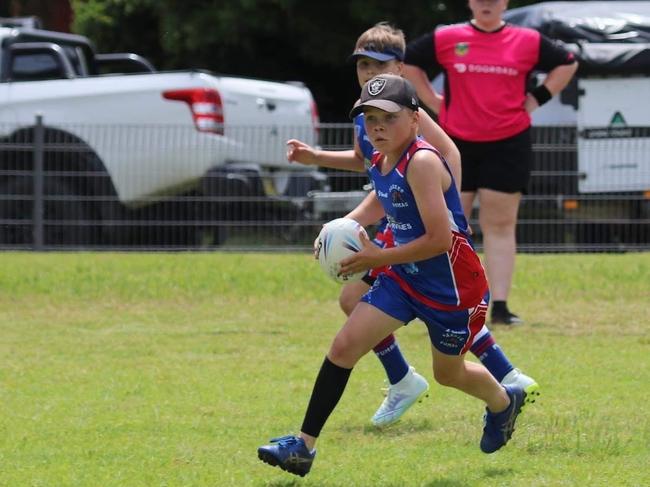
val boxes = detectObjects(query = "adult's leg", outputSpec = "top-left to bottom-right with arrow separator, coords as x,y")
477,188 -> 521,302
461,191 -> 476,221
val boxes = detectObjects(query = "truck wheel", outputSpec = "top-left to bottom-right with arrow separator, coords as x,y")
0,177 -> 93,246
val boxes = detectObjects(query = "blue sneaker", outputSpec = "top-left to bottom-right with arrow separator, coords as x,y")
257,435 -> 316,477
480,385 -> 526,454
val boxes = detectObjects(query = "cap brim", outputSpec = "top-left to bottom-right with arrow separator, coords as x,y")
349,100 -> 404,119
348,50 -> 399,63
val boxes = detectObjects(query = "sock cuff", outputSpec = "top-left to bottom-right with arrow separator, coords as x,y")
372,334 -> 396,354
323,356 -> 352,375
471,332 -> 496,356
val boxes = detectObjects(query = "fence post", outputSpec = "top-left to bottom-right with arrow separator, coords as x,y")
33,114 -> 44,250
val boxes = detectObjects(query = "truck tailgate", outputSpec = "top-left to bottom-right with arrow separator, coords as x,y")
210,76 -> 317,168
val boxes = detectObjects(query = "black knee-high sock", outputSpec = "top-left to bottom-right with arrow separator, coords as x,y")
300,357 -> 352,438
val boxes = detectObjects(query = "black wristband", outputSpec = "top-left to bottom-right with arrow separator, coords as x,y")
530,84 -> 552,106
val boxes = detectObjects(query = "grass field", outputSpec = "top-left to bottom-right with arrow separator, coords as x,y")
0,252 -> 648,486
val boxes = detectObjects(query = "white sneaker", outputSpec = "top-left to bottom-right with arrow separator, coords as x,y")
371,366 -> 429,427
501,368 -> 540,406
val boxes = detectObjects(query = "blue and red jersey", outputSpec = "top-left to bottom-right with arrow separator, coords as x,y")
405,23 -> 575,142
368,138 -> 488,310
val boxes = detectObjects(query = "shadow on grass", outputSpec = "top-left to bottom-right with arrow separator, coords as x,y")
422,481 -> 470,487
338,417 -> 435,437
484,467 -> 515,478
420,467 -> 513,486
374,482 -> 469,487
209,329 -> 285,335
263,480 -> 303,487
264,479 -> 304,487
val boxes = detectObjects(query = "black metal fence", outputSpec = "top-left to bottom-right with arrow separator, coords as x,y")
0,117 -> 648,252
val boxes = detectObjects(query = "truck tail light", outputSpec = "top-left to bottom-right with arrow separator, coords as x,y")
310,98 -> 320,139
163,88 -> 224,135
563,199 -> 579,211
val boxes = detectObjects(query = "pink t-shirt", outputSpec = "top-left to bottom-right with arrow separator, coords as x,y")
406,23 -> 575,142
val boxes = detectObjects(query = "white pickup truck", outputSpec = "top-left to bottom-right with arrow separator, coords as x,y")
0,17 -> 322,246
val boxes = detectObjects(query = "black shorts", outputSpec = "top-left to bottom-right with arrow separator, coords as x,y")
453,128 -> 532,194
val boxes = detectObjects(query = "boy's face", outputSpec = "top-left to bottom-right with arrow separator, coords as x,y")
363,107 -> 418,154
356,57 -> 403,88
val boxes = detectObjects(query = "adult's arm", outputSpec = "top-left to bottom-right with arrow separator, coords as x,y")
526,36 -> 579,112
403,65 -> 443,114
403,31 -> 444,114
417,109 -> 461,191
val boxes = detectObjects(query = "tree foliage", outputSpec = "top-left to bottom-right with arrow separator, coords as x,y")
71,0 -> 540,120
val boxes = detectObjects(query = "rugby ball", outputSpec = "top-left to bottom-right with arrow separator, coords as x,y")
315,218 -> 368,283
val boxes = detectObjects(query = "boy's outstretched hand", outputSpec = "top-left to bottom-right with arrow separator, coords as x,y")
339,231 -> 382,278
287,139 -> 318,165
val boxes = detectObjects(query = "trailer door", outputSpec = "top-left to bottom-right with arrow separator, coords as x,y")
577,77 -> 650,193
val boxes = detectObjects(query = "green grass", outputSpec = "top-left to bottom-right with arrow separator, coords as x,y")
0,252 -> 648,486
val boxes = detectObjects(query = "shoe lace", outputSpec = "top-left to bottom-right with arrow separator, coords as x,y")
500,401 -> 520,439
380,379 -> 389,397
483,411 -> 503,440
379,385 -> 407,412
270,435 -> 299,449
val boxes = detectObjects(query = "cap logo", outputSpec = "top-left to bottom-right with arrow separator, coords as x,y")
368,78 -> 386,96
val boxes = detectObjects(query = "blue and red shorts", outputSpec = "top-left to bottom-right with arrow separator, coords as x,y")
361,273 -> 489,355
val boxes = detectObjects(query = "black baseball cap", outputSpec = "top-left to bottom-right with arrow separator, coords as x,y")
349,74 -> 419,119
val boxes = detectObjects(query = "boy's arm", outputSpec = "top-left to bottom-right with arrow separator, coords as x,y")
345,191 -> 385,227
380,151 -> 452,264
287,139 -> 366,172
339,151 -> 452,275
417,109 -> 461,192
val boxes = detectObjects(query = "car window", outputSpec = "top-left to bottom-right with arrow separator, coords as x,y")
10,52 -> 64,81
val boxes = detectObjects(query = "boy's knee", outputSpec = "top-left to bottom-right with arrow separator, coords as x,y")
329,333 -> 360,368
433,367 -> 461,387
339,287 -> 363,316
338,293 -> 356,316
